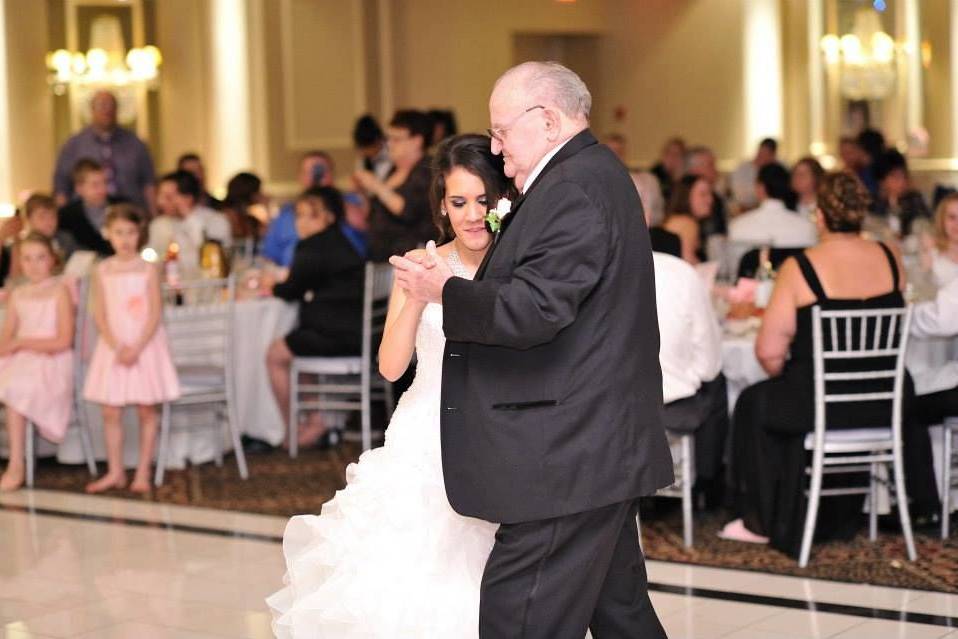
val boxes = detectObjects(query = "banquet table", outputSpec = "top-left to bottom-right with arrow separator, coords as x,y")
3,297 -> 298,470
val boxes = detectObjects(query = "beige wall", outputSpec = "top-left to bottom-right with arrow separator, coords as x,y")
595,0 -> 747,166
5,0 -> 958,203
154,0 -> 212,177
5,0 -> 56,196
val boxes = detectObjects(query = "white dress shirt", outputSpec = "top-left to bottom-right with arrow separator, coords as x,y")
521,137 -> 573,194
146,215 -> 182,258
653,252 -> 723,403
728,198 -> 818,249
188,205 -> 233,249
729,161 -> 758,210
931,250 -> 958,289
911,277 -> 958,395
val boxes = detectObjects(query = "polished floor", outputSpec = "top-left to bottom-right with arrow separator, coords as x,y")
0,490 -> 956,638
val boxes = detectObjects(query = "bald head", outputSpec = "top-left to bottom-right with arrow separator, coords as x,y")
488,61 -> 591,190
493,61 -> 591,123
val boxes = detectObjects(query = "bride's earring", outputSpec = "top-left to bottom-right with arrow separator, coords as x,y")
441,207 -> 448,217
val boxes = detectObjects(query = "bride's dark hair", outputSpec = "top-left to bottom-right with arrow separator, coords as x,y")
430,134 -> 515,241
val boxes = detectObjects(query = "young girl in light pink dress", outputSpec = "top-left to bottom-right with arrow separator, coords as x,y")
0,233 -> 75,492
83,204 -> 180,494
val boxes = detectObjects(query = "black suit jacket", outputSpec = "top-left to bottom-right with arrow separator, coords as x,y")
440,130 -> 674,523
273,224 -> 365,349
57,200 -> 114,256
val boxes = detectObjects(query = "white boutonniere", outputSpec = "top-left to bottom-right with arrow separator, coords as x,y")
484,198 -> 512,233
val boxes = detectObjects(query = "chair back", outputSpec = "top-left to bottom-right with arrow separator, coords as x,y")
361,263 -> 393,382
810,305 -> 913,449
73,276 -> 92,376
162,277 -> 236,371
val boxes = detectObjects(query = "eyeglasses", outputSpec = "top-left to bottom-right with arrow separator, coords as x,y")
487,105 -> 545,143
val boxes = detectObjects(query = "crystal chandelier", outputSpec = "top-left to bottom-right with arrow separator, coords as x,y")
45,45 -> 162,96
819,8 -> 897,101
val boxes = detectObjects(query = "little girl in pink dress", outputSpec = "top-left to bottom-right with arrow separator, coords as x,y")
83,204 -> 180,493
0,233 -> 75,491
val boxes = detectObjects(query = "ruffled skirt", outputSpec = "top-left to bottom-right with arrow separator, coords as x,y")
266,388 -> 498,638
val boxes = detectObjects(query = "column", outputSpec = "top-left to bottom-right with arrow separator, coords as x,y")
208,0 -> 253,188
743,0 -> 784,154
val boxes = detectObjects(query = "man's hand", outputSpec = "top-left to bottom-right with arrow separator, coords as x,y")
389,241 -> 453,305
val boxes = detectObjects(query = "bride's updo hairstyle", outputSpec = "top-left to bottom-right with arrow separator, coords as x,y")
430,134 -> 515,241
817,170 -> 870,233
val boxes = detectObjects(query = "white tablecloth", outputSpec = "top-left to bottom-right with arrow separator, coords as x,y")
7,297 -> 298,470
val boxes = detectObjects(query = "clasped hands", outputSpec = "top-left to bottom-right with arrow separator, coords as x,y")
389,241 -> 453,305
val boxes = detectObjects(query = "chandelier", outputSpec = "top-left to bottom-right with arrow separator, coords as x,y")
45,45 -> 162,96
819,8 -> 897,101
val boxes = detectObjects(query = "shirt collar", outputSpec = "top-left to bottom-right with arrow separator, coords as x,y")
521,137 -> 573,195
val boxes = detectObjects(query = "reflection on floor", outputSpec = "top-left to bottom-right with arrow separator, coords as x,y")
1,490 -> 957,638
30,445 -> 958,594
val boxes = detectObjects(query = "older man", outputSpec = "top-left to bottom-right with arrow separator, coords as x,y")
52,91 -> 156,211
392,62 -> 670,639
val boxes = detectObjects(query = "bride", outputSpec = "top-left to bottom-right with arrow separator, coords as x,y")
267,134 -> 515,638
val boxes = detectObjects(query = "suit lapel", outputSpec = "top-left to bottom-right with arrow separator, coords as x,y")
476,129 -> 598,281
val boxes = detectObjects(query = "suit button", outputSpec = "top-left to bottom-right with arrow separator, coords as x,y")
448,353 -> 462,358
445,407 -> 458,412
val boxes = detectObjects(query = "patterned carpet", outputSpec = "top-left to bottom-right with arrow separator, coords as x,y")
27,443 -> 958,595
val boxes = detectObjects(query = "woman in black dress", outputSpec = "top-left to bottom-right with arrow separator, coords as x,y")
354,110 -> 435,262
265,187 -> 365,448
722,171 -> 940,557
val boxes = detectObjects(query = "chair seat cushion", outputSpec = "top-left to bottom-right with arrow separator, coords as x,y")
804,427 -> 892,449
178,365 -> 225,386
293,356 -> 362,376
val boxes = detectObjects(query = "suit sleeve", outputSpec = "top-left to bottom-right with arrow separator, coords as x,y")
442,181 -> 609,350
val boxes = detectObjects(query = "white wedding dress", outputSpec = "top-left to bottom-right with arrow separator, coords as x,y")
267,251 -> 500,638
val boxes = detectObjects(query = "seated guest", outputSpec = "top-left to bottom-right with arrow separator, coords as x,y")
650,136 -> 686,204
909,274 -> 958,430
728,163 -> 817,249
605,132 -> 629,166
57,158 -> 114,256
722,172 -> 940,554
354,110 -> 434,261
791,157 -> 825,220
428,108 -> 458,147
729,138 -> 778,212
632,172 -> 679,257
686,145 -> 729,241
146,172 -> 183,259
266,187 -> 365,448
663,174 -> 713,264
856,128 -> 886,197
262,150 -> 335,268
353,114 -> 392,181
925,193 -> 958,287
151,171 -> 232,275
872,149 -> 930,237
649,205 -> 727,502
340,191 -> 371,259
176,153 -> 222,210
6,195 -> 77,285
222,172 -> 267,248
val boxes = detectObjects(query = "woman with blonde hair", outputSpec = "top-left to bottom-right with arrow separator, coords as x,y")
927,192 -> 958,288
